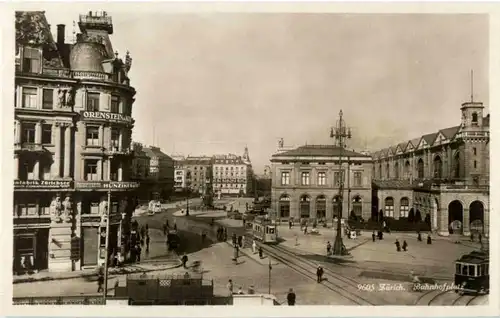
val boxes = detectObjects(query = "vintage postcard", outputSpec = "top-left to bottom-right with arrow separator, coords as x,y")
2,1 -> 499,317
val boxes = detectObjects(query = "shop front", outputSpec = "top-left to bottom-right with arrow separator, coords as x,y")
13,225 -> 50,274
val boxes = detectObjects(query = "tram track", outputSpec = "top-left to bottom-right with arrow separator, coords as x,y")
414,289 -> 483,306
258,243 -> 384,305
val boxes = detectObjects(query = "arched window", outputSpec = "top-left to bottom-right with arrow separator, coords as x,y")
433,155 -> 443,179
472,112 -> 478,124
379,163 -> 382,179
394,162 -> 399,179
417,158 -> 424,179
279,195 -> 290,218
316,195 -> 326,219
453,152 -> 461,179
299,195 -> 310,218
384,197 -> 394,218
352,196 -> 362,217
386,163 -> 390,179
400,197 -> 409,218
404,160 -> 411,180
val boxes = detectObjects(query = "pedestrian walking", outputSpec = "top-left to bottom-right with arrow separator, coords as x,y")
238,235 -> 243,248
326,241 -> 332,255
163,223 -> 167,236
395,239 -> 401,252
232,233 -> 237,246
136,244 -> 142,262
316,266 -> 324,283
304,224 -> 308,235
224,228 -> 228,241
295,234 -> 299,246
146,235 -> 150,253
233,245 -> 239,262
402,240 -> 408,252
252,240 -> 257,254
417,232 -> 422,242
287,288 -> 296,306
372,231 -> 376,242
181,254 -> 188,268
289,220 -> 292,229
427,234 -> 432,245
259,246 -> 263,259
227,279 -> 234,296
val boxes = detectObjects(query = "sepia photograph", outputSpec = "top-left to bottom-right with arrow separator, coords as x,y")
6,3 -> 494,311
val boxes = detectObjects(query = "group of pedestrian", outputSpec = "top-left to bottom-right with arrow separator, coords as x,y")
216,226 -> 228,242
394,239 -> 408,252
372,230 -> 384,241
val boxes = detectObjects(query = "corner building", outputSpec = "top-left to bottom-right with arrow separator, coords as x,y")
271,145 -> 373,221
372,99 -> 489,237
13,11 -> 138,273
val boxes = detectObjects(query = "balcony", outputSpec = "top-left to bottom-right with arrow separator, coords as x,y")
72,70 -> 112,81
106,147 -> 133,157
14,143 -> 44,153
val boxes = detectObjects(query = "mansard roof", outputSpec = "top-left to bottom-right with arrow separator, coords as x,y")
272,145 -> 371,158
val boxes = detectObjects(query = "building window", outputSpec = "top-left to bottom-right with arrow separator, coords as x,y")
19,159 -> 36,180
84,160 -> 99,180
384,197 -> 394,218
111,95 -> 120,113
110,161 -> 118,181
22,48 -> 41,73
334,171 -> 343,187
474,160 -> 477,169
42,89 -> 53,109
21,123 -> 36,144
354,172 -> 362,187
301,172 -> 310,185
299,195 -> 311,218
86,126 -> 100,146
400,197 -> 409,218
111,128 -> 120,149
281,171 -> 290,185
41,161 -> 51,180
352,196 -> 362,217
41,124 -> 52,144
317,172 -> 326,186
472,112 -> 478,125
17,201 -> 38,216
473,147 -> 477,156
316,196 -> 326,219
417,158 -> 424,179
22,87 -> 37,108
86,92 -> 100,111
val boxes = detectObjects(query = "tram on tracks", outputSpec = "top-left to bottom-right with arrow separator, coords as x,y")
454,250 -> 489,294
252,216 -> 277,244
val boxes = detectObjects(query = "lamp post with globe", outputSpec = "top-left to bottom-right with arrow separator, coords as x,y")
330,110 -> 352,256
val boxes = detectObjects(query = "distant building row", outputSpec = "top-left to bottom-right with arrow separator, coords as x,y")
172,147 -> 255,197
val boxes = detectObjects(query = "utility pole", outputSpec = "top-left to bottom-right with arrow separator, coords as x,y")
103,189 -> 111,302
330,110 -> 352,256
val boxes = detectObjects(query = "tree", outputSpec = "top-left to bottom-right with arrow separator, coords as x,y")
408,208 -> 415,223
415,210 -> 422,223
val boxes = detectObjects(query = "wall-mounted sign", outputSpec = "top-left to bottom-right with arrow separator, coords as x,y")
14,180 -> 73,189
81,111 -> 133,124
75,181 -> 140,190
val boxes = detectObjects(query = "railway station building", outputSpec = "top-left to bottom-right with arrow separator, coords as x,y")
371,99 -> 489,237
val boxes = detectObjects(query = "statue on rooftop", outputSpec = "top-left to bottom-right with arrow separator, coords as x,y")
278,138 -> 284,148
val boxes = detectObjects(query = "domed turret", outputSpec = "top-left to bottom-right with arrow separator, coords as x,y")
69,41 -> 107,72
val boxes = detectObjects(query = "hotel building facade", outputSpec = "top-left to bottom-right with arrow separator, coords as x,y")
14,11 -> 138,273
371,100 -> 489,237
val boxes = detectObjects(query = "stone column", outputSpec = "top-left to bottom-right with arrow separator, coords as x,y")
438,204 -> 449,236
35,122 -> 42,144
15,120 -> 21,144
118,128 -> 123,152
53,123 -> 61,178
118,162 -> 123,181
63,125 -> 72,178
33,160 -> 40,179
483,207 -> 489,237
97,159 -> 102,180
99,125 -> 104,147
81,123 -> 86,146
14,154 -> 19,180
462,208 -> 470,236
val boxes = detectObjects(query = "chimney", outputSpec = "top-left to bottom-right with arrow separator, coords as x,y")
57,24 -> 65,45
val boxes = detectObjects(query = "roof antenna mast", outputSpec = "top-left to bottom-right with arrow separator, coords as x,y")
470,69 -> 474,103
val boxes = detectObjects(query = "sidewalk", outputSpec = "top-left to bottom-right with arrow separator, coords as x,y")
13,229 -> 181,284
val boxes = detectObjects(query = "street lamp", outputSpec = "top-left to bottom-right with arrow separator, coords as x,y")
330,110 -> 352,256
268,257 -> 272,294
186,187 -> 190,216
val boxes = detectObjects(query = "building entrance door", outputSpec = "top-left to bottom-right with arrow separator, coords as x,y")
82,227 -> 98,266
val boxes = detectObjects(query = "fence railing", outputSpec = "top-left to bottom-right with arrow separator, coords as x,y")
13,296 -> 104,305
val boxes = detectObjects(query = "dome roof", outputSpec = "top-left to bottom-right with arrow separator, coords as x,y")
69,41 -> 107,72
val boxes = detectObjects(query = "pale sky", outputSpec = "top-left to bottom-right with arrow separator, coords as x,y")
37,6 -> 488,173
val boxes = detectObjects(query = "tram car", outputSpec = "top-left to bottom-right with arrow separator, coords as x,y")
454,250 -> 489,294
252,216 -> 277,244
166,229 -> 180,250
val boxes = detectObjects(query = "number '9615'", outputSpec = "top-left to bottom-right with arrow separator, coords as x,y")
357,284 -> 376,292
